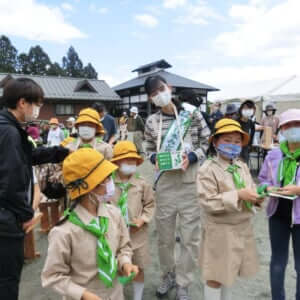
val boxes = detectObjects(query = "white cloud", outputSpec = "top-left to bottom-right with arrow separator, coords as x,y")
0,0 -> 85,43
174,1 -> 223,25
216,0 -> 300,58
89,4 -> 108,14
134,14 -> 158,28
61,2 -> 73,11
163,0 -> 187,9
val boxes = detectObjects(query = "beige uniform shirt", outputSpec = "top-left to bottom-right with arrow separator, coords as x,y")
63,137 -> 113,160
197,155 -> 260,286
41,203 -> 132,300
111,172 -> 155,249
197,155 -> 258,225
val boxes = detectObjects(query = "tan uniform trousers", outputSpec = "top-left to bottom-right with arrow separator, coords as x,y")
155,169 -> 201,287
133,131 -> 144,155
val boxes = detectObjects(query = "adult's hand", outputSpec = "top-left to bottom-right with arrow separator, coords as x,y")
277,185 -> 300,196
22,217 -> 35,233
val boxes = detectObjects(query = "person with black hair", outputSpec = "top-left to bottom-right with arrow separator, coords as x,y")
0,78 -> 70,300
42,148 -> 138,300
144,75 -> 210,300
237,100 -> 256,164
91,103 -> 117,145
178,89 -> 211,129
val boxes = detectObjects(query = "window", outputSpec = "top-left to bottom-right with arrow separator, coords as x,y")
56,104 -> 74,115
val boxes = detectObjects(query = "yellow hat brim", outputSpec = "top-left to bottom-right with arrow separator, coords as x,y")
68,159 -> 118,200
209,125 -> 250,147
111,152 -> 144,166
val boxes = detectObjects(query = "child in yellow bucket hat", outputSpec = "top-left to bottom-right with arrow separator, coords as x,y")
197,118 -> 266,300
61,108 -> 113,160
110,141 -> 155,300
41,148 -> 138,300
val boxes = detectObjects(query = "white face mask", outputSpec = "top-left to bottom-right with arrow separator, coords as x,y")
242,109 -> 254,119
90,179 -> 115,204
120,163 -> 137,175
266,111 -> 273,117
25,105 -> 40,122
282,127 -> 300,143
152,88 -> 172,107
78,126 -> 96,140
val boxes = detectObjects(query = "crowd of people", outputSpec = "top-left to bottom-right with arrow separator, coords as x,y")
0,76 -> 299,300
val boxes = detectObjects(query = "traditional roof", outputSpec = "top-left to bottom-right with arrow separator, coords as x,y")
0,73 -> 120,101
114,69 -> 219,92
132,59 -> 172,73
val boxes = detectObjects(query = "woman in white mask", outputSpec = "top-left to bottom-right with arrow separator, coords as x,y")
237,100 -> 256,164
144,75 -> 210,300
61,108 -> 113,160
110,141 -> 155,300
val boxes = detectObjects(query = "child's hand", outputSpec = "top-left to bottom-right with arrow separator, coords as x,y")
81,290 -> 102,300
181,153 -> 189,172
122,263 -> 139,277
277,185 -> 300,196
132,218 -> 145,228
238,188 -> 261,204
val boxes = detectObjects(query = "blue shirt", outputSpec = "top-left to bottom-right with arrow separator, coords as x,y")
101,114 -> 117,142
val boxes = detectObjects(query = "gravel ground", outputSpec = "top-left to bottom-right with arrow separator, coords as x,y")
20,160 -> 298,300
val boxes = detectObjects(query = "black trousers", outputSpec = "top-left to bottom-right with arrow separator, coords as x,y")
0,236 -> 24,300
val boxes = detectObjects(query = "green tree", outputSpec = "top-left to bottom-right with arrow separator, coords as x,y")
83,63 -> 98,79
62,46 -> 84,77
0,35 -> 17,73
47,62 -> 66,76
17,53 -> 31,74
27,46 -> 52,75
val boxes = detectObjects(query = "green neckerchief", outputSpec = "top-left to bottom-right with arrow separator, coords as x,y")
111,171 -> 140,226
64,209 -> 117,288
116,182 -> 132,226
226,164 -> 252,211
278,141 -> 300,186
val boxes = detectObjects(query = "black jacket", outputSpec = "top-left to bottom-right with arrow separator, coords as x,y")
0,109 -> 69,237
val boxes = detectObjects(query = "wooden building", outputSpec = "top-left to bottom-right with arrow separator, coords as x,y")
0,73 -> 121,122
113,59 -> 219,118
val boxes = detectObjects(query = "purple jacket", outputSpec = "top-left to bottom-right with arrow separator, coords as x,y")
258,148 -> 300,224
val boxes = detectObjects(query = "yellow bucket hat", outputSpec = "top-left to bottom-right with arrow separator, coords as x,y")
111,141 -> 144,165
209,118 -> 250,146
63,148 -> 118,200
75,108 -> 105,134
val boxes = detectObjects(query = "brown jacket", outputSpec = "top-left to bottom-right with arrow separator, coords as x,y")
111,172 -> 155,249
41,203 -> 132,300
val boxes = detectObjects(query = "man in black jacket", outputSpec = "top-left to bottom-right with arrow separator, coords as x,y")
0,78 -> 69,300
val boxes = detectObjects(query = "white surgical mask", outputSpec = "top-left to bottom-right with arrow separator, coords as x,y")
90,179 -> 115,203
120,163 -> 137,175
152,88 -> 172,107
242,109 -> 254,119
105,179 -> 115,199
25,105 -> 40,122
282,127 -> 300,143
266,111 -> 273,117
78,126 -> 96,140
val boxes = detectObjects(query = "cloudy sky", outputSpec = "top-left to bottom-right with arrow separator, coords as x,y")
1,0 -> 300,100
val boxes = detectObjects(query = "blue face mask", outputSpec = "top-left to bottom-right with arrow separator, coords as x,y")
216,143 -> 242,160
282,127 -> 300,143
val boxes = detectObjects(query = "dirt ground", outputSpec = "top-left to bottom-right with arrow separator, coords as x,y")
20,160 -> 298,300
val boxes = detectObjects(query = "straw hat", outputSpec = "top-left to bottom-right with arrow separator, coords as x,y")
63,148 -> 118,200
75,108 -> 105,134
279,109 -> 300,128
209,118 -> 250,146
111,141 -> 143,165
49,118 -> 59,125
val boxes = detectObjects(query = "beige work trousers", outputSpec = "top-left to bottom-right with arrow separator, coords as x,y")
133,131 -> 144,155
155,169 -> 201,287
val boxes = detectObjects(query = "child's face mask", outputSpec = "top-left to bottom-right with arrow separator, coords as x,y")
216,143 -> 242,160
91,179 -> 115,203
120,163 -> 137,175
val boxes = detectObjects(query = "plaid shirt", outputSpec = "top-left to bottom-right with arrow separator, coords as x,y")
144,109 -> 210,162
